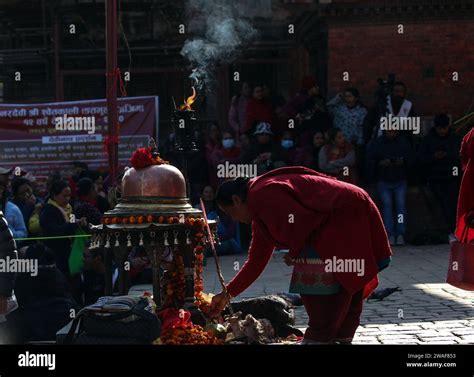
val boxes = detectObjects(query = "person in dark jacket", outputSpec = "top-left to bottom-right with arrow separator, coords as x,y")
11,177 -> 35,227
419,114 -> 462,230
366,130 -> 415,246
74,178 -> 102,225
7,243 -> 77,342
0,210 -> 17,317
40,180 -> 88,276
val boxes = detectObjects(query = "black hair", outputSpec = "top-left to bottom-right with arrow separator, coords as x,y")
49,179 -> 69,197
72,161 -> 88,170
345,87 -> 360,98
77,177 -> 95,197
215,177 -> 250,206
12,177 -> 31,196
434,113 -> 450,128
24,243 -> 56,266
328,127 -> 343,144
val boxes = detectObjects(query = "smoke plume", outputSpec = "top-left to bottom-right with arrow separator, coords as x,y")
181,0 -> 257,91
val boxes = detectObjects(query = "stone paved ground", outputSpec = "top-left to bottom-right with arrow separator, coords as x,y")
202,244 -> 474,344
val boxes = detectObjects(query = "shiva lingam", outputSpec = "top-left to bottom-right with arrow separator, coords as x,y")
90,133 -> 217,312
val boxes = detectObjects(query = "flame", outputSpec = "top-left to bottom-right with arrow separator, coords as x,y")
179,87 -> 197,111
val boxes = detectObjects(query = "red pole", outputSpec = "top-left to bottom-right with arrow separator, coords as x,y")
106,0 -> 119,185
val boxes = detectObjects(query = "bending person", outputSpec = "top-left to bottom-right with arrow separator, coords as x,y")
209,166 -> 392,344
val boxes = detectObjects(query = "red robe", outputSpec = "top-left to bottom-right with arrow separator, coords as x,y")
455,128 -> 474,242
226,166 -> 392,298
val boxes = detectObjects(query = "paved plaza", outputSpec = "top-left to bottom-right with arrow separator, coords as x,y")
203,244 -> 474,344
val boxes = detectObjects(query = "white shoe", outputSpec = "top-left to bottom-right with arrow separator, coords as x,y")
389,236 -> 396,246
396,235 -> 405,246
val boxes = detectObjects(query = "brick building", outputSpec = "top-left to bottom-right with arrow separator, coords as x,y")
0,0 -> 473,135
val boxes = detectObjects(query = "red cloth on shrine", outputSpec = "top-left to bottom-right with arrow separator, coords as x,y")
455,128 -> 474,242
226,166 -> 392,299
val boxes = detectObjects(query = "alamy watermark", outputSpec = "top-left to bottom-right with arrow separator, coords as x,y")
0,257 -> 38,277
18,352 -> 55,371
324,257 -> 365,277
54,113 -> 96,134
380,114 -> 420,135
217,161 -> 257,178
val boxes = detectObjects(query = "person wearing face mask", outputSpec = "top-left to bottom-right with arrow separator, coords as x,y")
210,130 -> 243,181
327,87 -> 367,147
275,131 -> 298,167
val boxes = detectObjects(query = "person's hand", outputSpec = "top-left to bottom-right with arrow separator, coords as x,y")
379,159 -> 391,167
34,203 -> 42,214
283,253 -> 294,266
209,291 -> 229,319
77,217 -> 88,227
0,296 -> 8,315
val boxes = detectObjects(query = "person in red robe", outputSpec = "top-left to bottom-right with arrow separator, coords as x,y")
210,166 -> 392,344
455,128 -> 474,242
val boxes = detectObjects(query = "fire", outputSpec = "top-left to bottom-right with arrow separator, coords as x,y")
179,87 -> 197,111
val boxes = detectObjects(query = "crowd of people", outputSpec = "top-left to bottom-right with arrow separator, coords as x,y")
0,75 -> 466,343
164,77 -> 462,247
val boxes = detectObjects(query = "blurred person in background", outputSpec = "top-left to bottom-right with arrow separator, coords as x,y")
7,243 -> 77,342
205,123 -> 222,189
40,179 -> 88,276
11,177 -> 36,230
274,130 -> 298,167
366,130 -> 415,246
243,84 -> 274,135
228,81 -> 251,136
327,88 -> 367,147
419,114 -> 462,232
244,122 -> 279,176
319,128 -> 357,184
295,131 -> 327,172
74,177 -> 102,225
0,169 -> 27,240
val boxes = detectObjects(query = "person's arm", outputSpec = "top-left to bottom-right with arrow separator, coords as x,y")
0,212 -> 17,309
7,204 -> 28,239
329,149 -> 356,168
318,146 -> 340,174
326,93 -> 343,115
40,206 -> 77,236
226,222 -> 275,298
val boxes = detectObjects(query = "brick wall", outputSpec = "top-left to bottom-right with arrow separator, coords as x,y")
327,20 -> 474,118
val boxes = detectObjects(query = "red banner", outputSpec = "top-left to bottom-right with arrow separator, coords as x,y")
0,96 -> 159,179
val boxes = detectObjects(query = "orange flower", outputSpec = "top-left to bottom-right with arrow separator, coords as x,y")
129,216 -> 136,224
147,215 -> 153,223
138,216 -> 144,224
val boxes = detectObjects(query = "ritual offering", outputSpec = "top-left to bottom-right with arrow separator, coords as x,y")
89,138 -> 217,313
